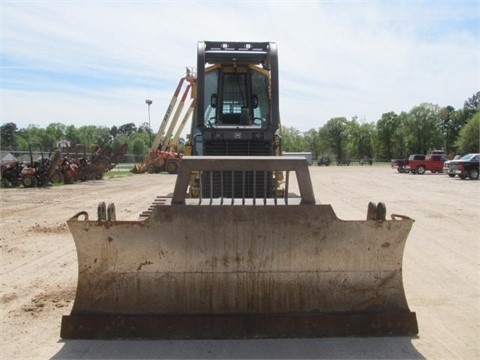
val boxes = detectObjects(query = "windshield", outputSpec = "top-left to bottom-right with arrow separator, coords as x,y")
460,154 -> 480,161
203,67 -> 270,127
203,69 -> 219,127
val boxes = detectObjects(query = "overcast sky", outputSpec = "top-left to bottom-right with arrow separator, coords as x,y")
1,1 -> 478,135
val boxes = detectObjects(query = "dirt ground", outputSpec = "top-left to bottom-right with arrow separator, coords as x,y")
1,165 -> 478,359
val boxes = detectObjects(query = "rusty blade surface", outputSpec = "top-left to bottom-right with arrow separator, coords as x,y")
61,311 -> 418,339
62,203 -> 417,338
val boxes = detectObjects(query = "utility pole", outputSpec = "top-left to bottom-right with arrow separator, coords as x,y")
145,99 -> 153,148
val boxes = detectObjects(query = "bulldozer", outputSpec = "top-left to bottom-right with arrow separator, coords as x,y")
61,41 -> 418,339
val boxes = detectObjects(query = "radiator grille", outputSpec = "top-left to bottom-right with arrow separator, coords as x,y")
203,140 -> 273,198
204,140 -> 271,156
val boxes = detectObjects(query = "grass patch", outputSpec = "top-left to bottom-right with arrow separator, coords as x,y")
104,171 -> 133,179
50,182 -> 64,187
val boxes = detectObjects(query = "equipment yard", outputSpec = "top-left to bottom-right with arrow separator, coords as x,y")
1,165 -> 478,359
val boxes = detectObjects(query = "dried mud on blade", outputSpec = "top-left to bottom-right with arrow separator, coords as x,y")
61,157 -> 418,339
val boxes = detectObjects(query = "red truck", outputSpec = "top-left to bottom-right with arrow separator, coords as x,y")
404,151 -> 448,174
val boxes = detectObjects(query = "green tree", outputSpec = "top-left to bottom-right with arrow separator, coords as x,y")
131,138 -> 145,156
138,122 -> 152,134
319,117 -> 348,160
280,126 -> 307,152
45,123 -> 66,149
455,111 -> 480,154
77,125 -> 97,149
376,112 -> 401,160
95,126 -> 112,146
130,131 -> 150,155
118,123 -> 137,137
15,128 -> 29,151
360,122 -> 375,159
304,128 -> 321,159
110,125 -> 118,140
405,103 -> 443,154
345,119 -> 359,159
23,125 -> 49,150
138,122 -> 153,148
464,91 -> 480,120
113,134 -> 130,150
447,109 -> 469,154
391,112 -> 409,158
345,118 -> 375,160
65,125 -> 80,147
439,106 -> 456,154
0,122 -> 18,150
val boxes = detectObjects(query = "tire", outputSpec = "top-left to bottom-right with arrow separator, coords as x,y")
459,174 -> 467,180
397,168 -> 404,173
417,166 -> 426,175
166,160 -> 179,174
448,174 -> 456,178
1,178 -> 10,188
147,165 -> 155,174
468,168 -> 479,180
22,175 -> 37,188
50,172 -> 64,184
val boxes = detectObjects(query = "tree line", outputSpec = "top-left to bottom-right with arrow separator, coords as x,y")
1,92 -> 479,162
0,122 -> 153,159
281,92 -> 479,161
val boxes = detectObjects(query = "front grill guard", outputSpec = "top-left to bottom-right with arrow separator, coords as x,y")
172,156 -> 315,205
201,170 -> 274,202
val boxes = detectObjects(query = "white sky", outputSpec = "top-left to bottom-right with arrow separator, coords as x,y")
1,1 -> 478,135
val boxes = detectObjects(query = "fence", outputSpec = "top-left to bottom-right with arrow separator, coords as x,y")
1,150 -> 144,168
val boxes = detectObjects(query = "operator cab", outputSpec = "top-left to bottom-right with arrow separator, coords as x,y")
203,65 -> 270,128
194,41 -> 280,136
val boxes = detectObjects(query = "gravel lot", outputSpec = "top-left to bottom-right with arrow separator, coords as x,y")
1,165 -> 478,359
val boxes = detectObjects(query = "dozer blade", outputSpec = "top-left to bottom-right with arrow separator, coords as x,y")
61,156 -> 417,339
